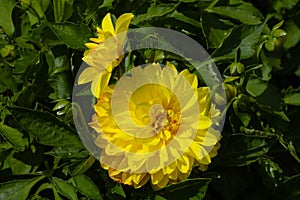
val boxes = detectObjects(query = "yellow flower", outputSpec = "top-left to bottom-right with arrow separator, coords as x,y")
90,63 -> 221,189
78,13 -> 134,98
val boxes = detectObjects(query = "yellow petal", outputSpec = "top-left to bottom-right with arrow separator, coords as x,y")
177,155 -> 190,173
91,73 -> 101,98
116,13 -> 134,33
163,162 -> 176,174
180,69 -> 198,89
134,174 -> 150,188
178,171 -> 188,181
96,27 -> 104,34
132,173 -> 147,185
168,169 -> 178,180
102,13 -> 115,35
78,67 -> 97,84
198,115 -> 212,130
156,176 -> 169,188
85,42 -> 98,50
89,37 -> 103,43
189,142 -> 202,159
151,169 -> 164,185
122,172 -> 133,185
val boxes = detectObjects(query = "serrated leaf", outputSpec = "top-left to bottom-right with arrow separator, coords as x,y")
0,0 -> 15,36
10,107 -> 83,148
0,124 -> 26,151
72,174 -> 103,200
52,177 -> 78,200
0,176 -> 44,200
48,22 -> 93,50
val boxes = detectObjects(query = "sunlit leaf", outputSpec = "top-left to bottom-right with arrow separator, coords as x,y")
0,0 -> 15,36
72,174 -> 103,200
52,177 -> 77,200
0,176 -> 44,200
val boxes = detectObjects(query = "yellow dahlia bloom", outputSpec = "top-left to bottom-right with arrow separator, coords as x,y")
78,13 -> 134,98
90,63 -> 221,189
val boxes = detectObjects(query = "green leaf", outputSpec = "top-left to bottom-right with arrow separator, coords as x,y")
212,23 -> 265,59
99,0 -> 114,9
0,176 -> 44,200
65,156 -> 95,176
0,0 -> 15,36
0,124 -> 26,151
111,183 -> 126,198
284,19 -> 300,49
13,48 -> 40,74
156,178 -> 212,200
259,158 -> 283,192
7,157 -> 32,175
10,107 -> 84,148
46,53 -> 73,100
45,146 -> 88,159
215,134 -> 277,166
132,4 -> 178,25
246,76 -> 268,97
167,10 -> 202,28
0,64 -> 17,94
21,0 -> 50,25
272,0 -> 300,13
53,0 -> 74,22
205,3 -> 263,25
72,174 -> 103,200
284,93 -> 300,106
201,12 -> 234,48
233,107 -> 251,127
48,22 -> 93,50
52,177 -> 78,200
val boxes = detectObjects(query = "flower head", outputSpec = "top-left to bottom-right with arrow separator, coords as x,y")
90,63 -> 221,189
78,13 -> 134,98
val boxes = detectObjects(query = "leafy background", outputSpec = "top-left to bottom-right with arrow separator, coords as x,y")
1,0 -> 300,199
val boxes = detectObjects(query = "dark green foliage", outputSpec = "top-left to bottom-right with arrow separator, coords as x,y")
0,0 -> 300,199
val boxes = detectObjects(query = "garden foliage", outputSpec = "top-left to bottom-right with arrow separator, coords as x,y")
0,0 -> 300,199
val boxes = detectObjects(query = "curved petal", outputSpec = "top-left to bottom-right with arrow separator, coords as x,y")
91,73 -> 101,98
78,67 -> 97,84
116,13 -> 134,34
102,13 -> 115,35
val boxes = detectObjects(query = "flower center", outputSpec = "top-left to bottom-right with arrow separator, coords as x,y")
149,104 -> 168,134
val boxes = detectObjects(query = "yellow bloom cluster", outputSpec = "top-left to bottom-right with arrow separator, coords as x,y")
90,63 -> 221,189
78,13 -> 134,98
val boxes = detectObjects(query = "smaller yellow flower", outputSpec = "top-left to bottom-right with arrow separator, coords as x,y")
78,13 -> 134,98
